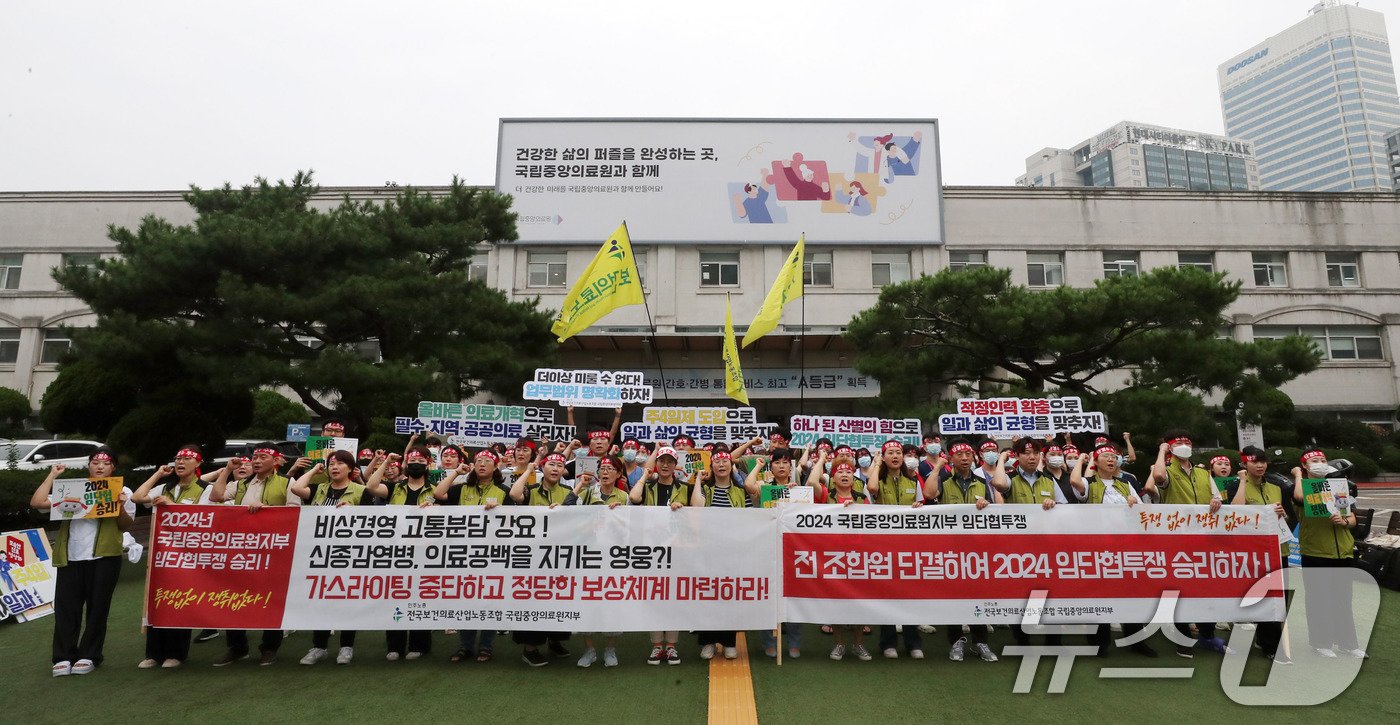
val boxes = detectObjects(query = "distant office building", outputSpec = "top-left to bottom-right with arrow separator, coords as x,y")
1387,127 -> 1400,189
1219,2 -> 1400,191
1016,121 -> 1258,190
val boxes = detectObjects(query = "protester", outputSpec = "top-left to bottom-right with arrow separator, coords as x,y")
30,447 -> 135,677
629,446 -> 693,664
1292,448 -> 1366,659
290,449 -> 369,665
132,445 -> 209,668
433,449 -> 510,663
935,439 -> 1001,663
1151,431 -> 1227,658
575,455 -> 629,668
824,458 -> 873,662
691,447 -> 748,661
1229,446 -> 1293,663
868,439 -> 925,659
509,453 -> 575,666
365,447 -> 436,662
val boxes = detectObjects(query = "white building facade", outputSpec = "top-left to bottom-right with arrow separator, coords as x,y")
1017,121 -> 1259,190
1,186 -> 1398,428
1219,2 -> 1400,192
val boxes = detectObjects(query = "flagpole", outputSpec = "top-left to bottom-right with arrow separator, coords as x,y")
800,291 -> 806,415
628,221 -> 670,404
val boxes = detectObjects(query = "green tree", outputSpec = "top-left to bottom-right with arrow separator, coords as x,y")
44,173 -> 557,463
845,266 -> 1322,443
0,386 -> 30,438
239,389 -> 311,440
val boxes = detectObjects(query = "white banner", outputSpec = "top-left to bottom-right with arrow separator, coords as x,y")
643,368 -> 881,400
939,397 -> 1107,439
622,406 -> 777,444
396,401 -> 575,447
789,414 -> 922,448
778,503 -> 1286,625
523,368 -> 653,408
498,119 -> 943,245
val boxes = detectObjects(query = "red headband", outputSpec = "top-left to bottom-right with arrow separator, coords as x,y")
769,434 -> 787,442
979,441 -> 999,452
543,453 -> 566,464
475,450 -> 499,462
589,430 -> 611,440
323,422 -> 344,432
236,455 -> 252,463
1301,450 -> 1326,463
1094,445 -> 1118,460
358,448 -> 373,458
90,451 -> 113,463
882,440 -> 903,452
597,459 -> 618,470
949,443 -> 974,454
623,441 -> 639,449
712,451 -> 732,462
1064,446 -> 1080,455
833,461 -> 856,475
517,440 -> 538,451
254,447 -> 280,458
1239,452 -> 1265,463
1210,454 -> 1232,466
1169,437 -> 1192,445
175,448 -> 202,462
1046,446 -> 1063,454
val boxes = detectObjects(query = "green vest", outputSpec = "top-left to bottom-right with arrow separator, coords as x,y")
580,486 -> 630,506
939,473 -> 991,505
702,483 -> 749,508
458,481 -> 509,506
53,517 -> 123,568
233,474 -> 291,506
311,482 -> 366,506
1088,477 -> 1133,504
1242,475 -> 1289,559
526,482 -> 572,507
388,481 -> 432,506
828,480 -> 869,504
1298,488 -> 1355,559
1163,464 -> 1216,505
163,480 -> 205,505
876,473 -> 921,506
1008,471 -> 1057,504
642,478 -> 693,507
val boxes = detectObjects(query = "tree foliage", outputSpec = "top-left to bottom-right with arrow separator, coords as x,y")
239,389 -> 311,440
846,266 -> 1322,443
0,386 -> 31,437
44,173 -> 557,463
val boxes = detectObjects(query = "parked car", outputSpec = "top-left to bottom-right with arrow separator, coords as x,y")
0,439 -> 105,471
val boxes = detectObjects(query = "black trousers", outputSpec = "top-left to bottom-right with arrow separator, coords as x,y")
697,631 -> 737,647
512,631 -> 569,647
1093,623 -> 1145,651
879,625 -> 924,652
1301,555 -> 1359,650
386,630 -> 433,655
947,625 -> 987,645
312,630 -> 356,649
51,557 -> 122,665
227,629 -> 284,656
145,627 -> 192,662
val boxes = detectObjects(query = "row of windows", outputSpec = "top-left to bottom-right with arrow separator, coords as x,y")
0,328 -> 71,365
0,253 -> 104,291
1253,325 -> 1384,361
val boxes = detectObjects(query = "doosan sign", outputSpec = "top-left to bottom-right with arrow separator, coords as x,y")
1228,48 -> 1269,75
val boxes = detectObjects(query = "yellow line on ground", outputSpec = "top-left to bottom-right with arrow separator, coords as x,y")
707,632 -> 760,725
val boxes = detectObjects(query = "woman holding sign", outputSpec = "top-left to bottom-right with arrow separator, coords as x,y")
824,458 -> 875,662
435,449 -> 511,663
1292,448 -> 1366,659
868,440 -> 927,660
630,446 -> 693,665
691,447 -> 748,661
30,446 -> 135,677
575,455 -> 629,668
290,449 -> 370,666
132,445 -> 209,669
1229,446 -> 1293,662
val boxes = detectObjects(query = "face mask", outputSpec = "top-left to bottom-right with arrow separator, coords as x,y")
982,452 -> 999,466
824,462 -> 832,473
1308,463 -> 1330,477
1047,455 -> 1064,468
857,455 -> 872,468
1172,445 -> 1193,459
623,449 -> 637,463
904,456 -> 919,470
927,444 -> 942,457
405,462 -> 428,478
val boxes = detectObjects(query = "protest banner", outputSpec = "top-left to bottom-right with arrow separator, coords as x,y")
1299,478 -> 1352,517
939,397 -> 1107,439
779,503 -> 1285,625
621,406 -> 778,445
0,528 -> 58,622
760,485 -> 813,508
679,450 -> 711,480
397,402 -> 576,448
789,415 -> 922,448
146,505 -> 776,632
574,455 -> 600,478
49,477 -> 124,520
522,368 -> 652,408
305,436 -> 334,462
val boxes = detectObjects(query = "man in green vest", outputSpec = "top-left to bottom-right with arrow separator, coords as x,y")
508,453 -> 574,666
1006,438 -> 1067,649
207,442 -> 298,666
1150,430 -> 1228,659
936,439 -> 1000,663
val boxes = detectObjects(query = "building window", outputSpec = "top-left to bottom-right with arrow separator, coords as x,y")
1177,252 -> 1215,272
0,329 -> 18,364
871,252 -> 911,286
948,250 -> 986,271
1102,251 -> 1139,278
803,251 -> 833,287
40,329 -> 71,364
526,252 -> 567,288
699,252 -> 740,287
61,253 -> 101,270
0,254 -> 21,289
1252,252 -> 1289,287
1026,252 -> 1064,287
468,259 -> 488,284
1254,325 -> 1383,361
632,249 -> 648,288
1325,252 -> 1361,287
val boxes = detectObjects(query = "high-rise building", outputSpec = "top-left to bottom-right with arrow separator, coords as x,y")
1386,127 -> 1400,189
1218,2 -> 1400,191
1015,121 -> 1258,190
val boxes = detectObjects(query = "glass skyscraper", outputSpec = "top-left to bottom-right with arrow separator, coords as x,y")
1219,3 -> 1400,192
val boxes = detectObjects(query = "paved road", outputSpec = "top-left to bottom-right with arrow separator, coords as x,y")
1357,487 -> 1400,539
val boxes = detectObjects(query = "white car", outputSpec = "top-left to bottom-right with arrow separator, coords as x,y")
1,439 -> 105,471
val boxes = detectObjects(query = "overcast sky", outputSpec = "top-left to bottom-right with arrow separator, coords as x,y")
3,0 -> 1398,191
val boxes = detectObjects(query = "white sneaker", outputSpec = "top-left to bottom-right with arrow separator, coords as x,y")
137,658 -> 159,669
603,648 -> 619,667
950,638 -> 966,662
300,648 -> 327,665
853,645 -> 873,661
829,644 -> 846,660
909,649 -> 925,660
160,659 -> 181,669
1343,648 -> 1368,659
405,651 -> 422,661
882,647 -> 898,659
386,652 -> 400,662
52,661 -> 72,677
1315,647 -> 1338,658
973,643 -> 998,662
700,644 -> 716,660
577,648 -> 597,668
336,647 -> 353,665
723,646 -> 738,660
72,659 -> 94,675
918,625 -> 937,634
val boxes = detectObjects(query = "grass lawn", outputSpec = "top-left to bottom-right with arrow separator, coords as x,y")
2,565 -> 1397,724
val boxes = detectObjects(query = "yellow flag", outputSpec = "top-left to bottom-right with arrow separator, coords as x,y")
722,294 -> 749,404
741,235 -> 805,347
550,223 -> 645,342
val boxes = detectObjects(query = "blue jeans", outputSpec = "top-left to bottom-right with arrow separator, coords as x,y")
762,623 -> 802,652
458,629 -> 495,652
